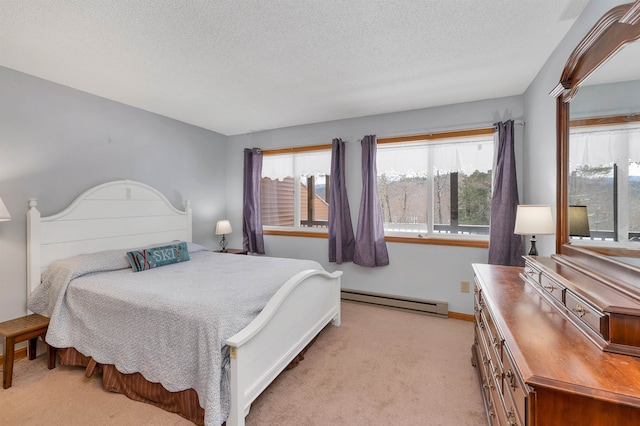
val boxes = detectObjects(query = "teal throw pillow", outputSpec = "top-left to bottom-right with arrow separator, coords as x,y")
126,242 -> 190,272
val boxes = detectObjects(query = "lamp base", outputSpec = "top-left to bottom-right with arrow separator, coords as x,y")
219,235 -> 228,253
528,236 -> 538,256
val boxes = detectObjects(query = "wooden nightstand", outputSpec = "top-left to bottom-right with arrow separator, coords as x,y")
0,314 -> 56,389
214,248 -> 248,255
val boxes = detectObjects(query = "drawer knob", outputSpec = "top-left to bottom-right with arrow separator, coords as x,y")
492,336 -> 501,349
505,369 -> 518,391
573,304 -> 587,318
488,401 -> 496,418
507,408 -> 518,426
543,283 -> 556,292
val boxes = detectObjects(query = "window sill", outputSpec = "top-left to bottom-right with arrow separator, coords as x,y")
384,235 -> 488,248
263,229 -> 488,248
263,229 -> 328,238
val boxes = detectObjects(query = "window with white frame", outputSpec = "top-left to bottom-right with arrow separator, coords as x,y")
569,122 -> 640,244
261,147 -> 331,229
376,132 -> 494,238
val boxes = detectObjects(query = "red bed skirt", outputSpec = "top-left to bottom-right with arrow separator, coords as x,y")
59,348 -> 205,424
57,337 -> 317,425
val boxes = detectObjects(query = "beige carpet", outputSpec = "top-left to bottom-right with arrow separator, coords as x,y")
1,302 -> 486,425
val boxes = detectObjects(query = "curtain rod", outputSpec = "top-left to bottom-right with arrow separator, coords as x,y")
264,121 -> 526,150
354,120 -> 526,143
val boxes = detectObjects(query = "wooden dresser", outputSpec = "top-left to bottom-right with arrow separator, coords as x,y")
472,262 -> 640,426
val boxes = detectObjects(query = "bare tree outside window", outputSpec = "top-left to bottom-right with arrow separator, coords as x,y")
376,135 -> 493,237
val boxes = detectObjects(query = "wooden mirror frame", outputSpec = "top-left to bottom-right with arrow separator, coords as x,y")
553,1 -> 640,253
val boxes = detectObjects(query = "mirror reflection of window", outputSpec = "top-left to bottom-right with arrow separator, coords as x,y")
569,122 -> 640,244
631,159 -> 640,242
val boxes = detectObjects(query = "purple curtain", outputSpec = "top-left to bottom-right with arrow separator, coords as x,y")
242,147 -> 265,254
488,120 -> 523,266
328,138 -> 355,263
354,135 -> 390,267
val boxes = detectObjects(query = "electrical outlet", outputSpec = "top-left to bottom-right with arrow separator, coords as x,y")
460,280 -> 470,293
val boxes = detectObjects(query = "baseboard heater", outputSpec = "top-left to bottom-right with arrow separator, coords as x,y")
341,289 -> 448,318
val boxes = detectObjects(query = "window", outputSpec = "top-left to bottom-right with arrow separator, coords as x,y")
377,129 -> 494,238
261,146 -> 331,230
569,120 -> 640,244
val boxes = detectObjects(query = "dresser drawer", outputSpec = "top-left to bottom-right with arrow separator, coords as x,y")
490,380 -> 509,426
503,394 -> 524,426
503,378 -> 525,426
482,377 -> 500,425
477,316 -> 494,375
475,283 -> 485,312
482,308 -> 503,364
489,356 -> 503,394
502,347 -> 527,424
565,290 -> 609,339
476,326 -> 501,426
540,273 -> 565,304
523,262 -> 542,286
474,289 -> 482,318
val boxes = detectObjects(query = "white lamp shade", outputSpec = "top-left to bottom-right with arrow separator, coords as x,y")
215,220 -> 232,235
514,205 -> 554,236
0,197 -> 11,222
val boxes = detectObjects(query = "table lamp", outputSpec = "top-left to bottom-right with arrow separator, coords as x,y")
514,205 -> 554,256
215,220 -> 232,252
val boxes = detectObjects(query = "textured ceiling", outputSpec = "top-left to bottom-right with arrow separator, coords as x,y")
0,0 -> 590,136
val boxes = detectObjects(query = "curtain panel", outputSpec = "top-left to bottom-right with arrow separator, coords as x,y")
354,135 -> 390,267
243,147 -> 265,254
328,138 -> 355,263
488,120 -> 523,266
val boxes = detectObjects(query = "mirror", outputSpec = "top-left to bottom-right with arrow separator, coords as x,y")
568,43 -> 640,264
555,1 -> 640,288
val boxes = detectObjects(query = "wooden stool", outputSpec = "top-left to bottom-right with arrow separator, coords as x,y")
0,314 -> 56,389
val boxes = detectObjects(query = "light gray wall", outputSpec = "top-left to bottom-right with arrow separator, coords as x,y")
226,96 -> 525,315
570,80 -> 640,118
522,0 -> 628,256
0,66 -> 228,327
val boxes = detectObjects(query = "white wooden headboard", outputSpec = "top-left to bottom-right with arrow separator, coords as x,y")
27,180 -> 192,294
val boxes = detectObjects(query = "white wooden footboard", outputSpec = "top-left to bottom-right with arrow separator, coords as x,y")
225,269 -> 342,426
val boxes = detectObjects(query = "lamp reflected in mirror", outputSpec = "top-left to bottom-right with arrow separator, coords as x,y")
0,197 -> 11,222
569,205 -> 590,238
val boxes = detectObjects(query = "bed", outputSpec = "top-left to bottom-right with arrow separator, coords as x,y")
26,180 -> 342,426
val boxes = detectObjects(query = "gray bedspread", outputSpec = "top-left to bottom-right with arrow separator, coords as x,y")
27,243 -> 322,426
